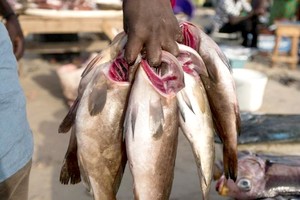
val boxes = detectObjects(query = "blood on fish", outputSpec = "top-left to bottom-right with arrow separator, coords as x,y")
108,57 -> 129,82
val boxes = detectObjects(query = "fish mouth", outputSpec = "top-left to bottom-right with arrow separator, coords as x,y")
141,51 -> 184,97
216,176 -> 229,196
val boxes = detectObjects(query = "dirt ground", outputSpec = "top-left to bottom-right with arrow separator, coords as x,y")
18,9 -> 300,200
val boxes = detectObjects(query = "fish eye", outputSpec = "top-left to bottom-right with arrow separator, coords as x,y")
237,178 -> 252,191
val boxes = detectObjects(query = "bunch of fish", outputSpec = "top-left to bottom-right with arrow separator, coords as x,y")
58,21 -> 240,200
215,151 -> 300,200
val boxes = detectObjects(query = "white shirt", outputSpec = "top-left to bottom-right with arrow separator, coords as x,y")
213,0 -> 252,31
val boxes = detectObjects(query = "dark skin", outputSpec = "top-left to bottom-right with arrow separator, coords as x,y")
0,0 -> 24,60
123,0 -> 182,67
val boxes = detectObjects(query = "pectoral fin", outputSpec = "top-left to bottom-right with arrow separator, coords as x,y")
180,90 -> 195,114
58,97 -> 80,133
149,98 -> 164,139
88,74 -> 108,116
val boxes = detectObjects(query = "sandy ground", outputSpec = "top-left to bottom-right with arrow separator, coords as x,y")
17,8 -> 300,200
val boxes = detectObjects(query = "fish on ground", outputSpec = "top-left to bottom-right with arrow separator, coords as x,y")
216,151 -> 300,200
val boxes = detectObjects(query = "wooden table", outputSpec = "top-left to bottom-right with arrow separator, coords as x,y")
271,22 -> 300,69
19,14 -> 123,54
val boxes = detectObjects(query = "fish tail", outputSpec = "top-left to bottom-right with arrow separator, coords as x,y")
223,145 -> 238,181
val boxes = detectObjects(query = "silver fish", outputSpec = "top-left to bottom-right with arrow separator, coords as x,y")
216,152 -> 300,200
180,21 -> 241,181
176,44 -> 214,200
59,33 -> 139,200
124,51 -> 184,200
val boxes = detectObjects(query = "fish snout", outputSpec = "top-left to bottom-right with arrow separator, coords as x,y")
216,176 -> 230,196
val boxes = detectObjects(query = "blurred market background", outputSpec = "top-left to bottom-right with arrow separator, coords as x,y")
4,0 -> 300,199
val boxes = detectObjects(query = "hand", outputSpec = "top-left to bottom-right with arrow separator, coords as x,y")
123,0 -> 182,67
5,15 -> 24,60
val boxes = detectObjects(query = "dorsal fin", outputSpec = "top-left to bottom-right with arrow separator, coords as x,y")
58,97 -> 80,133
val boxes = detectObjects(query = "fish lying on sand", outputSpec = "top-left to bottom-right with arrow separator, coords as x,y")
216,151 -> 300,200
180,21 -> 241,181
124,51 -> 184,200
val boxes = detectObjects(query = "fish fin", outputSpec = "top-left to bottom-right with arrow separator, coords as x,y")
58,97 -> 80,133
216,48 -> 231,71
88,75 -> 108,116
235,106 -> 242,136
123,111 -> 129,141
196,158 -> 208,187
149,97 -> 165,139
180,90 -> 195,114
131,106 -> 139,139
113,141 -> 127,194
178,107 -> 186,123
59,127 -> 81,185
201,59 -> 219,83
81,54 -> 103,78
123,105 -> 138,140
223,145 -> 238,182
192,53 -> 209,77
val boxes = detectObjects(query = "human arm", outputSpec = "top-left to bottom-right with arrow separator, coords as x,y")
123,0 -> 182,67
0,0 -> 24,60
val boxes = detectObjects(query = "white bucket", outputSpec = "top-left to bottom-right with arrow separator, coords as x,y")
232,69 -> 268,112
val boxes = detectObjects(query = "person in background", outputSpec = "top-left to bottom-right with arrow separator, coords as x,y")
122,0 -> 182,67
213,0 -> 265,48
0,0 -> 34,199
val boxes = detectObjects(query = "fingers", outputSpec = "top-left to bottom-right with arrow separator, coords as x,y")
162,39 -> 180,58
125,34 -> 143,65
146,37 -> 162,67
124,20 -> 182,67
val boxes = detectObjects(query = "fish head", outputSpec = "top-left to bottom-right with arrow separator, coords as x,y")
216,154 -> 267,200
177,43 -> 208,77
104,52 -> 141,85
140,51 -> 184,98
179,21 -> 201,52
179,21 -> 231,72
